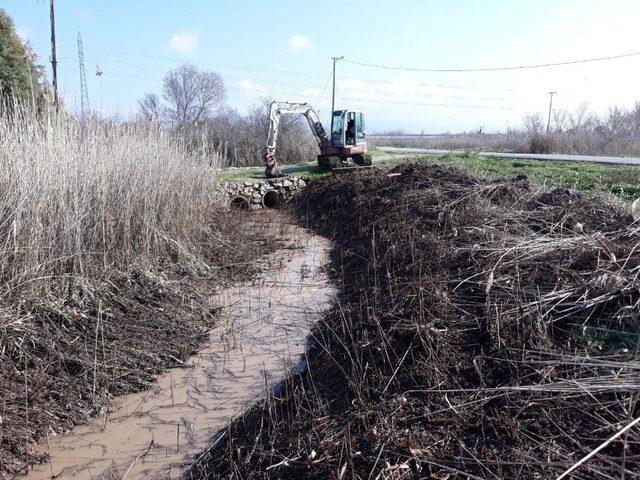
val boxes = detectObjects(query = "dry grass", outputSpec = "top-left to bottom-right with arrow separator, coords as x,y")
368,132 -> 524,153
0,106 -> 221,299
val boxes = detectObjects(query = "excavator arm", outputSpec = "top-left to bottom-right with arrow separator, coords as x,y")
262,101 -> 329,178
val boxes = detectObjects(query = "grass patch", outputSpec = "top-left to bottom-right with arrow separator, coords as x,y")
220,160 -> 330,182
402,153 -> 640,202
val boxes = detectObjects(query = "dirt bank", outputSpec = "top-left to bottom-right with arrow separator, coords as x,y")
187,163 -> 640,479
0,213 -> 278,478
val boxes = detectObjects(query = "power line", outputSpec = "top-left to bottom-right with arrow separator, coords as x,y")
73,68 -> 512,104
42,46 -> 544,94
333,95 -> 516,110
343,50 -> 640,72
314,70 -> 333,108
53,69 -> 518,112
60,57 -> 512,102
84,46 -> 323,78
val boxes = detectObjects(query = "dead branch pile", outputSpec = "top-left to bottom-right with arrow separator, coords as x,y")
0,213 -> 276,477
187,163 -> 640,479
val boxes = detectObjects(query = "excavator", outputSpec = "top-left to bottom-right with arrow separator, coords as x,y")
262,101 -> 371,178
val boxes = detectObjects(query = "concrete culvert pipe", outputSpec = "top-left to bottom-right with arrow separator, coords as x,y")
229,196 -> 250,210
262,190 -> 282,209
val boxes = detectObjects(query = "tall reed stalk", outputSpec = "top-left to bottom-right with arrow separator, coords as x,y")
0,105 -> 220,300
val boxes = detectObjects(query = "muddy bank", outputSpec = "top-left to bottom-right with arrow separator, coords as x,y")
188,164 -> 640,479
0,213 -> 279,479
21,212 -> 334,480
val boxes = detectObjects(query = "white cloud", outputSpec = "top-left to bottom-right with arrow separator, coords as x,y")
169,30 -> 200,55
288,34 -> 317,53
238,79 -> 269,97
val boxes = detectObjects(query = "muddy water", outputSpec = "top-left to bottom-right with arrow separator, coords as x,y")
25,217 -> 335,480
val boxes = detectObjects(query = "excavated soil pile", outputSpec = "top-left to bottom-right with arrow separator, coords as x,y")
0,213 -> 278,478
188,163 -> 640,479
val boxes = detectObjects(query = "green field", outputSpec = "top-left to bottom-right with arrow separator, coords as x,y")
221,150 -> 640,202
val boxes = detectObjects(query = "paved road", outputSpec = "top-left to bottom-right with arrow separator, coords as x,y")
377,147 -> 640,166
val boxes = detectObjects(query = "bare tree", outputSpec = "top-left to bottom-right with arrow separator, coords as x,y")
552,109 -> 568,132
568,102 -> 589,131
138,93 -> 161,121
522,113 -> 544,135
163,64 -> 225,128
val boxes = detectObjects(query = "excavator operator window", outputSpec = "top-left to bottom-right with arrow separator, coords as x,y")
356,113 -> 365,144
331,112 -> 343,135
346,112 -> 356,145
331,111 -> 344,145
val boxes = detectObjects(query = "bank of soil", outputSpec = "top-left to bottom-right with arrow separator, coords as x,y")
17,212 -> 334,480
188,164 -> 640,479
0,213 -> 281,478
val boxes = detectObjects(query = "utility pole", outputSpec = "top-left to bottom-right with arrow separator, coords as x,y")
330,56 -> 344,134
546,91 -> 557,133
49,0 -> 58,112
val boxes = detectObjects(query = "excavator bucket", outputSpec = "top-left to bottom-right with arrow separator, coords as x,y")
262,148 -> 284,178
265,165 -> 284,178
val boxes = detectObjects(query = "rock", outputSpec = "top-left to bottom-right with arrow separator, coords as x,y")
244,181 -> 253,187
299,179 -> 306,188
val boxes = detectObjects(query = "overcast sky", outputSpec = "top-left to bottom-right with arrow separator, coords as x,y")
4,0 -> 640,133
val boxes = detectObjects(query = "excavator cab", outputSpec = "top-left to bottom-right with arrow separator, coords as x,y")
318,110 -> 371,170
331,110 -> 367,147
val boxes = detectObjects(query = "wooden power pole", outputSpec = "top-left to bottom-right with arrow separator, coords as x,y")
546,91 -> 557,133
49,0 -> 59,111
330,56 -> 343,134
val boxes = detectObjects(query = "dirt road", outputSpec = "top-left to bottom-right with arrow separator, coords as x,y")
23,213 -> 335,480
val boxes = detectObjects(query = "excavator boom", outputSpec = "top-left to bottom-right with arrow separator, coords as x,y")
263,101 -> 329,178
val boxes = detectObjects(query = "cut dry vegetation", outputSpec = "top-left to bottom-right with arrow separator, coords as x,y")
187,163 -> 640,479
0,108 -> 276,477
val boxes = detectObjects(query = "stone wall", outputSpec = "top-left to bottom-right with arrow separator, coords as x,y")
224,176 -> 307,210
